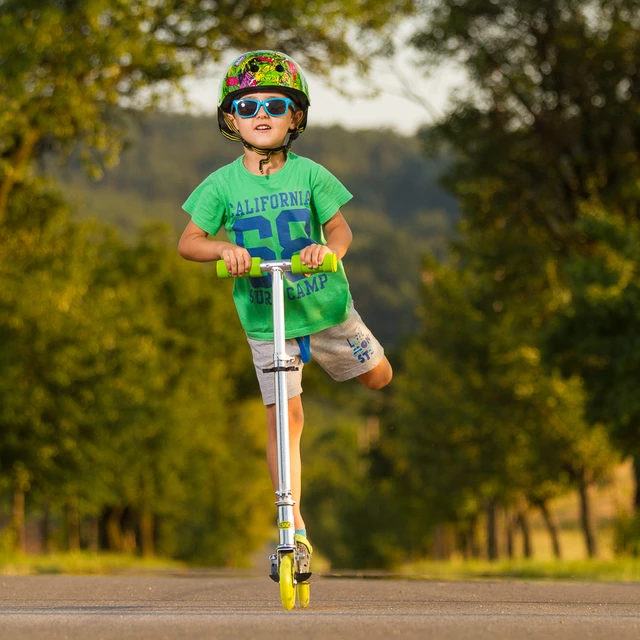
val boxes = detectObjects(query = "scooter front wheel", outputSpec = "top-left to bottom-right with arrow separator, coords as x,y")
279,553 -> 296,611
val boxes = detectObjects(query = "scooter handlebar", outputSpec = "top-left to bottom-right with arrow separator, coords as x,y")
216,254 -> 338,278
291,254 -> 338,274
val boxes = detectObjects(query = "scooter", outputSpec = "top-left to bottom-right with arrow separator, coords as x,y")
217,253 -> 337,610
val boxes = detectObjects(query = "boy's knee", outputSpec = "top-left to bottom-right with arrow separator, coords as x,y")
289,397 -> 304,427
266,396 -> 304,435
358,358 -> 393,390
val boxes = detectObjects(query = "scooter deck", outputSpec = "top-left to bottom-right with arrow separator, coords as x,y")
269,571 -> 313,584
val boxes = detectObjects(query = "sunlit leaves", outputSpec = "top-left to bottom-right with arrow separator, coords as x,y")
0,0 -> 417,220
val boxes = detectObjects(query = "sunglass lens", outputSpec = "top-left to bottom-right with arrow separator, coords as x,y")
265,99 -> 288,116
236,100 -> 258,117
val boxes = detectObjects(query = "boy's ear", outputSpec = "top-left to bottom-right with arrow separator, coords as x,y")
290,109 -> 304,130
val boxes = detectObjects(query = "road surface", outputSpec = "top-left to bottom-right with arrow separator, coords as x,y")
1,573 -> 639,639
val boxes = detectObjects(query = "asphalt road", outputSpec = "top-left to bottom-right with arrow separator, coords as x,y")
1,574 -> 639,639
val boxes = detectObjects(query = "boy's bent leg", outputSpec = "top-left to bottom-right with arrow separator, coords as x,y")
266,395 -> 306,531
357,355 -> 393,390
311,305 -> 391,388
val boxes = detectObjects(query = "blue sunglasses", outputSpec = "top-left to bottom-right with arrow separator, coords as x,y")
231,97 -> 295,118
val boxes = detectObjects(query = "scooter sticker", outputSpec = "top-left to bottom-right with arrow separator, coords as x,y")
278,521 -> 292,529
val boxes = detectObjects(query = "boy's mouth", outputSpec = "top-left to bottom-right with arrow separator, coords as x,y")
255,125 -> 271,131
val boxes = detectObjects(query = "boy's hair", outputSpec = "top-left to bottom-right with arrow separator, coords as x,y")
217,50 -> 310,145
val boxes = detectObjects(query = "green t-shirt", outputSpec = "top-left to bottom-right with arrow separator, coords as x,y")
182,153 -> 353,340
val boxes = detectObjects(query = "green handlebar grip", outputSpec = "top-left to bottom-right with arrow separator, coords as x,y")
216,254 -> 337,278
215,260 -> 230,278
216,257 -> 264,278
291,253 -> 338,274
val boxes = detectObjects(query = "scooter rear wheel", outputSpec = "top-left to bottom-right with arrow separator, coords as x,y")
279,553 -> 295,611
297,582 -> 310,608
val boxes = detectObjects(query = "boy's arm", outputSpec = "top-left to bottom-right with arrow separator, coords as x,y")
178,220 -> 252,276
299,211 -> 352,269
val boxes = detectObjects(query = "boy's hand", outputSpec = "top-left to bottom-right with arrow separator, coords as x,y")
299,244 -> 333,270
220,245 -> 252,277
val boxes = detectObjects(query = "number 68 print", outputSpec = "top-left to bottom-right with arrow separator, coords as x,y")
231,208 -> 316,289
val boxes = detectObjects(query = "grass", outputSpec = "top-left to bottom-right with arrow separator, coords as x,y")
2,550 -> 638,583
0,551 -> 187,576
398,557 -> 640,582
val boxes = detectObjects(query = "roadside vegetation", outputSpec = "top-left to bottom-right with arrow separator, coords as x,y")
1,0 -> 638,572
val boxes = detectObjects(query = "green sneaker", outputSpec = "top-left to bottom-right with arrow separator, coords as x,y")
295,533 -> 313,575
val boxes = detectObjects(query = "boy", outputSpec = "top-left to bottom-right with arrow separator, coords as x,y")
178,50 -> 392,574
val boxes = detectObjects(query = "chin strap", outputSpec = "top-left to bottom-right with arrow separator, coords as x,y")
244,135 -> 300,174
223,113 -> 300,174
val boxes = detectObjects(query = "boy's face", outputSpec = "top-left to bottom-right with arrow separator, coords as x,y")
230,90 -> 303,149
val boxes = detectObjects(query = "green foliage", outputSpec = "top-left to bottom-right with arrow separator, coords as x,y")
0,0 -> 450,568
3,0 -> 638,569
388,253 -> 617,560
0,0 -> 416,220
548,206 -> 640,460
0,177 -> 272,564
301,394 -> 422,569
613,512 -> 640,557
396,0 -> 640,542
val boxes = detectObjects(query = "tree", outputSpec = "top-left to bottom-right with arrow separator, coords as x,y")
0,0 -> 416,221
390,253 -> 617,559
0,179 -> 113,551
0,181 -> 276,560
548,207 -> 640,510
406,0 -> 640,509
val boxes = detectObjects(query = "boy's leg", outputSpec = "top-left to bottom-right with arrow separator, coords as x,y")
310,305 -> 393,389
266,394 -> 305,531
357,355 -> 393,390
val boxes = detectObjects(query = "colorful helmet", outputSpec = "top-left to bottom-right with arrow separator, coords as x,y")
217,50 -> 310,142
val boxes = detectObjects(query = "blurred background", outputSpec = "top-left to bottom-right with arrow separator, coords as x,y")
0,0 -> 639,573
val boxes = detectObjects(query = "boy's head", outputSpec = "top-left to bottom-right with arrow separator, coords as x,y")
217,51 -> 310,150
227,91 -> 304,153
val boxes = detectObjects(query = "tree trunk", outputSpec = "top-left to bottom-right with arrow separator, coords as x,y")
432,523 -> 454,560
505,512 -> 515,559
577,469 -> 598,558
66,495 -> 80,552
87,516 -> 99,553
537,499 -> 562,559
105,507 -> 124,552
40,500 -> 54,554
139,509 -> 155,558
459,518 -> 481,560
0,129 -> 41,223
12,487 -> 26,553
633,454 -> 640,512
466,517 -> 481,559
486,500 -> 499,560
516,509 -> 532,558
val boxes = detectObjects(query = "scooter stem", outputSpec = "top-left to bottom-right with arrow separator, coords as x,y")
271,267 -> 295,550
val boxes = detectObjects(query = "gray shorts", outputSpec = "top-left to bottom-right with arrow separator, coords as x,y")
247,305 -> 384,405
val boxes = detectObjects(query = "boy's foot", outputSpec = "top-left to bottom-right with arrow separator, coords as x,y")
268,534 -> 313,583
295,533 -> 313,576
